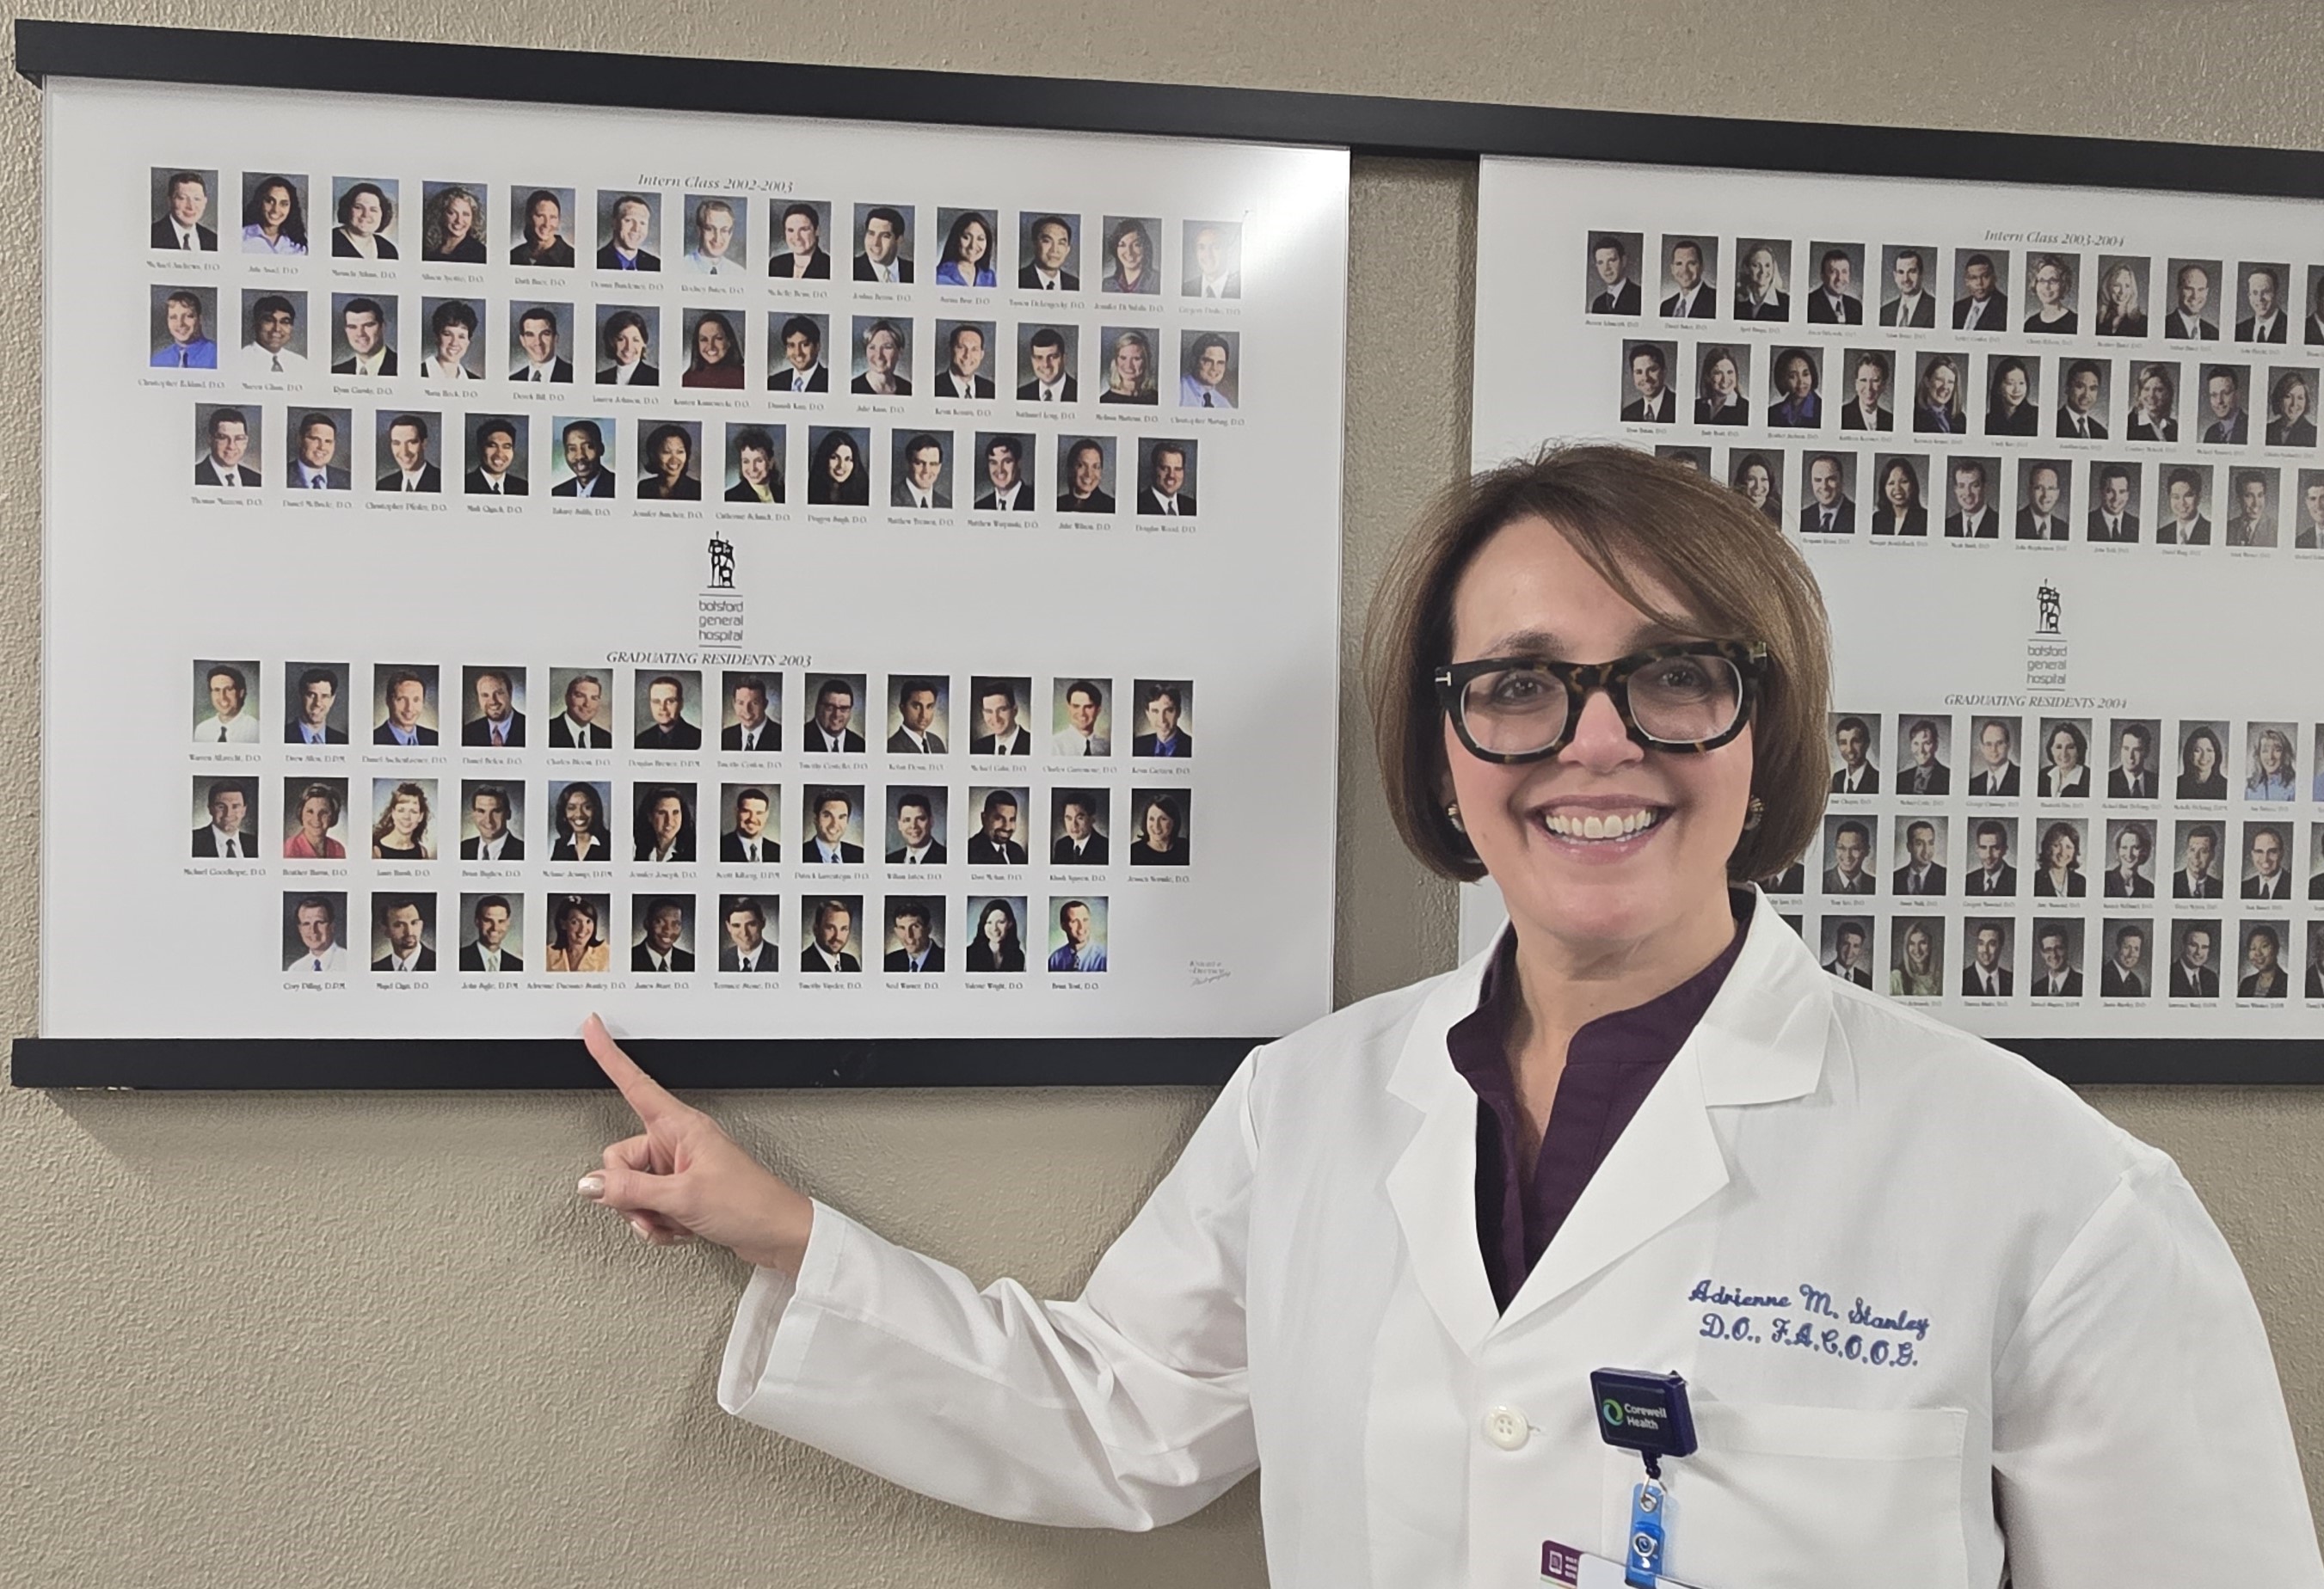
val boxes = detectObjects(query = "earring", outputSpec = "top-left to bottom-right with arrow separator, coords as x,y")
1743,796 -> 1766,831
1444,801 -> 1465,832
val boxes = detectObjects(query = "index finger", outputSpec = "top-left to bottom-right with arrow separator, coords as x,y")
582,1014 -> 684,1121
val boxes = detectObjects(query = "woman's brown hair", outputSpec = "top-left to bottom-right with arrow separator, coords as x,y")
1363,445 -> 1831,884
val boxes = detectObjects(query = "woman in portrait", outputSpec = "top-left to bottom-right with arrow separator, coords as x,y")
725,426 -> 784,505
598,310 -> 659,387
2024,253 -> 2078,333
639,424 -> 702,500
936,212 -> 997,288
1730,451 -> 1780,523
2247,727 -> 2298,801
371,781 -> 433,861
2265,371 -> 2316,448
1889,920 -> 1940,996
2127,363 -> 2178,441
1694,346 -> 1747,426
2034,821 -> 2087,897
1734,242 -> 1788,321
512,188 -> 575,268
2041,721 -> 2090,798
421,299 -> 477,381
1913,355 -> 1963,434
1985,356 -> 2038,436
1099,329 -> 1159,406
331,181 -> 397,260
2094,262 -> 2148,338
808,430 -> 870,506
284,782 -> 345,860
1872,455 -> 1927,536
241,175 -> 309,255
550,782 -> 609,863
422,184 -> 488,264
1129,794 -> 1190,867
545,894 -> 611,973
2177,724 -> 2229,801
683,312 -> 747,391
2106,823 -> 2155,898
1100,218 -> 1159,296
964,899 -> 1026,972
1768,348 -> 1820,428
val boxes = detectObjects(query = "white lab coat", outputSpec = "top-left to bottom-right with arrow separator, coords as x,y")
719,889 -> 2321,1586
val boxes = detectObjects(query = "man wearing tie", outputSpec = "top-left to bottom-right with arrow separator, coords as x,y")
2014,463 -> 2069,540
882,900 -> 945,973
2170,925 -> 2221,998
718,898 -> 774,972
242,294 -> 307,376
722,676 -> 781,752
154,172 -> 218,250
2301,479 -> 2324,550
852,206 -> 913,284
2174,825 -> 2222,899
153,289 -> 218,368
891,434 -> 951,511
2032,926 -> 2084,998
1961,922 -> 2013,997
1136,443 -> 1196,518
1020,215 -> 1079,291
286,895 -> 348,976
1893,819 -> 1947,895
288,413 -> 351,492
970,681 -> 1031,757
1968,820 -> 2019,896
1051,792 -> 1110,864
1970,719 -> 2020,795
1829,717 -> 1880,794
1658,239 -> 1714,318
2201,367 -> 2250,444
551,421 -> 613,499
1878,248 -> 1935,328
2167,263 -> 2220,340
1180,334 -> 1235,409
805,789 -> 865,865
596,194 -> 661,272
1897,718 -> 1949,795
512,307 -> 575,383
374,670 -> 439,746
886,792 -> 948,865
2227,471 -> 2277,547
977,435 -> 1035,513
460,670 -> 526,747
1798,453 -> 1854,535
969,790 -> 1028,865
1821,922 -> 1872,987
2160,468 -> 2212,545
195,664 -> 260,744
286,667 -> 347,745
194,408 -> 255,488
1587,236 -> 1641,316
2242,826 -> 2291,899
2087,465 -> 2139,543
332,298 -> 397,378
1804,248 -> 1863,325
460,785 -> 524,862
1132,684 -> 1192,758
773,316 -> 830,393
804,678 -> 867,754
458,896 -> 524,972
191,779 -> 258,859
1182,223 -> 1239,299
1619,346 -> 1675,424
800,898 -> 862,972
1049,680 -> 1110,757
372,897 -> 437,973
2235,266 -> 2288,342
550,672 -> 612,750
1018,328 -> 1077,402
1943,460 -> 1997,538
376,414 -> 442,493
2057,360 -> 2108,439
2100,926 -> 2149,997
933,326 -> 996,402
1840,353 -> 1893,431
464,419 -> 528,496
1820,819 -> 1875,896
2106,723 -> 2158,798
630,899 -> 695,972
1952,253 -> 2008,330
885,679 -> 945,755
719,788 -> 779,865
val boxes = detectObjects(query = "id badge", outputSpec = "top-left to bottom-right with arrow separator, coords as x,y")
1539,1540 -> 1707,1589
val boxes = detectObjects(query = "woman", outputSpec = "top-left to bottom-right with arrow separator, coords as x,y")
2093,262 -> 2147,337
1734,242 -> 1787,320
2265,371 -> 2316,447
420,299 -> 477,380
371,781 -> 433,861
808,430 -> 870,506
422,184 -> 487,264
598,310 -> 659,386
1128,794 -> 1190,867
512,187 -> 575,267
2106,823 -> 2155,898
2024,253 -> 2078,332
283,782 -> 345,860
575,447 -> 2311,1580
639,424 -> 702,500
935,211 -> 997,287
241,175 -> 308,255
2247,727 -> 2297,800
550,782 -> 608,863
1984,356 -> 2037,436
1099,329 -> 1158,405
1693,346 -> 1747,426
1889,920 -> 1940,996
1729,451 -> 1780,523
545,895 -> 611,973
331,181 -> 397,259
1767,348 -> 1820,428
2041,721 -> 2090,798
724,426 -> 784,505
1059,438 -> 1115,512
2127,363 -> 2178,440
1912,355 -> 1962,433
1099,218 -> 1158,295
2177,724 -> 2228,800
963,899 -> 1025,972
682,312 -> 746,390
1872,455 -> 1927,536
2034,821 -> 2087,897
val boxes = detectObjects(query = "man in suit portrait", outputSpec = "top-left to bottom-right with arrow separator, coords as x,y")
1052,680 -> 1108,757
2202,366 -> 2250,444
597,193 -> 661,272
1829,716 -> 1880,794
2228,470 -> 2277,548
1799,453 -> 1854,534
935,325 -> 996,401
1821,819 -> 1874,895
801,898 -> 860,972
633,788 -> 696,863
2167,263 -> 2221,340
2032,924 -> 2083,997
460,784 -> 523,861
461,669 -> 525,746
1133,682 -> 1192,758
1805,248 -> 1862,325
970,680 -> 1032,756
883,900 -> 944,973
1184,223 -> 1239,299
722,675 -> 779,752
375,669 -> 438,746
243,293 -> 305,376
969,789 -> 1028,865
719,898 -> 775,972
1053,790 -> 1110,864
1022,214 -> 1079,291
552,420 -> 612,499
2107,722 -> 2158,799
2239,926 -> 2289,999
550,672 -> 612,748
1961,922 -> 2012,997
513,306 -> 575,384
2243,825 -> 2291,899
2088,464 -> 2139,543
464,419 -> 527,497
191,778 -> 257,859
1587,235 -> 1640,316
372,897 -> 437,973
1897,717 -> 1949,795
1822,921 -> 1872,986
287,412 -> 350,491
774,316 -> 829,394
719,788 -> 778,864
2171,923 -> 2220,997
286,666 -> 347,745
1181,334 -> 1234,409
804,678 -> 866,754
771,202 -> 832,279
153,290 -> 218,370
2161,467 -> 2211,545
194,407 -> 254,488
977,434 -> 1033,512
2237,266 -> 2288,342
636,675 -> 702,752
631,898 -> 695,972
2015,463 -> 2069,541
1968,819 -> 2018,896
1970,719 -> 2019,795
2100,925 -> 2149,997
458,896 -> 523,972
1841,351 -> 1893,431
887,678 -> 945,754
333,298 -> 395,378
2057,359 -> 2107,440
1894,819 -> 1947,895
1137,442 -> 1196,517
1620,344 -> 1675,423
2302,477 -> 2324,550
377,414 -> 441,494
1953,252 -> 2008,330
1944,457 -> 1997,538
1879,247 -> 1935,328
853,206 -> 912,284
1659,238 -> 1714,318
155,171 -> 218,250
893,433 -> 950,510
1018,328 -> 1076,402
887,791 -> 947,865
804,789 -> 864,865
2175,825 -> 2222,899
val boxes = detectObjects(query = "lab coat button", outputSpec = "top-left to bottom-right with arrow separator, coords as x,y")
1484,1406 -> 1530,1451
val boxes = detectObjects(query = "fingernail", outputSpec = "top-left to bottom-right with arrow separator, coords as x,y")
630,1218 -> 652,1240
577,1173 -> 604,1198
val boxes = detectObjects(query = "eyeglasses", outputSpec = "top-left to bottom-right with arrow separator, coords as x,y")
1434,641 -> 1768,763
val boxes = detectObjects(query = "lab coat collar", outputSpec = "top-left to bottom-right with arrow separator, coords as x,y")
1383,887 -> 1834,1353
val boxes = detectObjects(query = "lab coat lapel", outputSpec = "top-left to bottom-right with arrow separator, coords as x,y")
1384,953 -> 1502,1358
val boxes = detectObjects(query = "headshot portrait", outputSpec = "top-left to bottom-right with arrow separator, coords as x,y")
418,181 -> 487,265
1652,446 -> 1711,473
283,891 -> 349,976
883,787 -> 950,865
802,673 -> 868,754
329,177 -> 399,260
934,207 -> 999,288
2100,920 -> 2153,997
329,293 -> 397,377
2160,464 -> 2214,544
883,674 -> 947,756
1135,438 -> 1198,517
2123,361 -> 2180,445
2082,461 -> 2140,542
1878,244 -> 1936,328
1798,451 -> 1856,535
2032,819 -> 2091,899
1941,454 -> 2000,537
2164,259 -> 2223,340
1694,344 -> 1750,426
1986,355 -> 2041,437
1818,814 -> 1877,896
283,662 -> 349,745
2172,819 -> 2225,898
1911,352 -> 1964,435
800,895 -> 864,973
2057,358 -> 2110,440
2241,821 -> 2293,900
550,417 -> 615,499
151,167 -> 219,251
1056,435 -> 1117,512
1019,213 -> 1080,291
637,421 -> 704,502
1964,715 -> 2020,797
1828,713 -> 1881,795
2094,256 -> 2151,338
238,171 -> 309,255
1818,917 -> 1873,987
457,666 -> 526,749
2167,920 -> 2223,998
151,285 -> 218,370
2029,920 -> 2087,998
373,411 -> 443,493
1657,236 -> 1718,319
464,415 -> 529,497
2106,719 -> 2162,800
801,787 -> 867,866
631,784 -> 699,865
510,302 -> 576,383
771,312 -> 830,394
1891,715 -> 1951,795
239,289 -> 307,377
1131,678 -> 1194,758
2198,363 -> 2253,445
1964,816 -> 2019,899
544,893 -> 613,972
1050,788 -> 1110,864
458,779 -> 525,863
1017,324 -> 1080,402
595,191 -> 662,272
2237,922 -> 2290,999
369,778 -> 438,862
2238,261 -> 2290,343
2032,717 -> 2092,800
1804,242 -> 1865,325
632,670 -> 704,752
509,187 -> 577,268
458,893 -> 525,973
190,776 -> 259,860
1180,330 -> 1239,409
1838,349 -> 1894,432
1953,249 -> 2010,331
594,304 -> 661,386
682,193 -> 747,276
1184,220 -> 1242,298
2265,367 -> 2317,447
1098,326 -> 1160,406
2247,722 -> 2299,801
1756,859 -> 1805,896
723,425 -> 786,506
1729,449 -> 1783,523
964,896 -> 1030,972
1050,678 -> 1112,757
2227,469 -> 2279,547
680,309 -> 747,390
2304,472 -> 2324,547
2023,253 -> 2079,334
2312,827 -> 2324,899
974,432 -> 1036,512
716,895 -> 778,972
966,786 -> 1030,866
1583,231 -> 1645,316
1733,238 -> 1791,321
851,204 -> 915,284
932,320 -> 999,401
968,675 -> 1036,757
769,200 -> 833,279
805,426 -> 871,506
720,672 -> 782,754
2306,267 -> 2324,347
1617,340 -> 1678,424
1961,917 -> 2015,997
1129,789 -> 1191,868
1767,347 -> 1821,429
2176,721 -> 2231,801
889,431 -> 954,512
547,782 -> 612,863
1868,453 -> 1929,537
882,897 -> 947,973
2015,459 -> 2072,541
192,405 -> 260,488
1891,816 -> 1948,896
1887,917 -> 1943,997
848,316 -> 913,397
1046,897 -> 1110,973
1097,216 -> 1160,297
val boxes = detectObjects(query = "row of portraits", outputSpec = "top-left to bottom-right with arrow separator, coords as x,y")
1815,713 -> 2318,803
198,776 -> 1191,870
1784,911 -> 2324,1002
150,291 -> 1242,408
278,889 -> 1116,977
185,404 -> 1205,514
150,169 -> 1246,296
1617,340 -> 2322,451
1583,231 -> 2324,345
194,664 -> 1196,760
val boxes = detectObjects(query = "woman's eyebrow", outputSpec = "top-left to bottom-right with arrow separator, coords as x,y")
1474,621 -> 1703,657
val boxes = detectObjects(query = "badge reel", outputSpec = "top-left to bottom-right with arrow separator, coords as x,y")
1546,1369 -> 1708,1589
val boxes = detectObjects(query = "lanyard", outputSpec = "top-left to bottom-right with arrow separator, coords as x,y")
1590,1370 -> 1699,1588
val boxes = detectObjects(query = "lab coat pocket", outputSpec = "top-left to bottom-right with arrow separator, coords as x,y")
1599,1402 -> 1970,1589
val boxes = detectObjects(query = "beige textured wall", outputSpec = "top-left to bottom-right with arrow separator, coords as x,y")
5,3 -> 2321,1584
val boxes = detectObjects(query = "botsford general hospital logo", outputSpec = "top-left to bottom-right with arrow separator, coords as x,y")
1602,1398 -> 1626,1426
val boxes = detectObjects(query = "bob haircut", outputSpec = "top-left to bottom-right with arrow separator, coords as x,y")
1364,445 -> 1831,886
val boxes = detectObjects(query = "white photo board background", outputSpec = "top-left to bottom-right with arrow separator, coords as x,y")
42,76 -> 1349,1047
1475,155 -> 2321,1039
